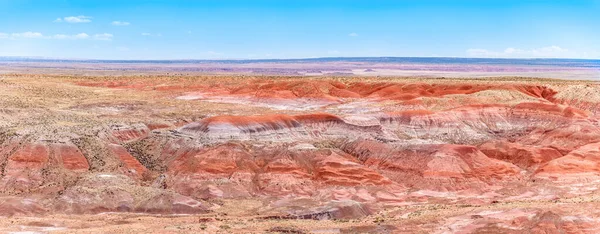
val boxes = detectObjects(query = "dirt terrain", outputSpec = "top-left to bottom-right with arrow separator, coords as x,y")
1,73 -> 600,233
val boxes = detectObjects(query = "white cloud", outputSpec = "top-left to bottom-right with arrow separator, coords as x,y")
52,34 -> 68,39
12,32 -> 44,38
0,32 -> 108,41
466,46 -> 582,58
93,33 -> 114,41
52,33 -> 90,40
141,33 -> 152,36
74,33 -> 90,39
55,15 -> 92,23
0,32 -> 44,39
111,21 -> 130,26
348,32 -> 358,37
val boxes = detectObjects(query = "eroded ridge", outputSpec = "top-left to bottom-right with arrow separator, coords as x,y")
1,75 -> 600,233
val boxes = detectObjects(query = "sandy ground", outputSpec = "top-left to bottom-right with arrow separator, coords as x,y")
0,195 -> 599,233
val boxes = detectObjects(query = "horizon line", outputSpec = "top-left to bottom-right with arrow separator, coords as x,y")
1,56 -> 600,63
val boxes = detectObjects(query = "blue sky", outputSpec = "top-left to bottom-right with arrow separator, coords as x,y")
0,0 -> 599,59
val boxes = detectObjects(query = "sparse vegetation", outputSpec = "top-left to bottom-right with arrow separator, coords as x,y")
0,72 -> 599,233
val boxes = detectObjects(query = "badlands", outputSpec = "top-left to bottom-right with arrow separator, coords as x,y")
1,73 -> 600,233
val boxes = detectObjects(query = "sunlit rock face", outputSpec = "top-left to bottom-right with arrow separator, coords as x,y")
3,75 -> 600,232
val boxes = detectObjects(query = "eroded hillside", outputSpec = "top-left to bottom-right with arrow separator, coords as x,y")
1,74 -> 600,233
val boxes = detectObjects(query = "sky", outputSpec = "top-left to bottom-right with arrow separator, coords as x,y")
0,0 -> 599,60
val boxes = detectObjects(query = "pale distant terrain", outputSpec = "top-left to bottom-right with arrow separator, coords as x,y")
1,57 -> 599,79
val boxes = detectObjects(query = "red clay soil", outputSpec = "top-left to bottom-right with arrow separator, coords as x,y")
76,79 -> 561,103
3,76 -> 600,232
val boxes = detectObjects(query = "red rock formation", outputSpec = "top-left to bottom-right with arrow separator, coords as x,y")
75,80 -> 561,104
257,154 -> 315,196
109,124 -> 150,143
536,142 -> 600,181
5,143 -> 49,170
0,141 -> 91,194
512,102 -> 589,119
184,114 -> 303,134
166,143 -> 256,199
312,149 -> 391,186
424,145 -> 521,181
6,77 -> 598,222
479,140 -> 563,169
176,113 -> 388,144
49,143 -> 90,171
164,142 -> 397,200
528,211 -> 598,234
512,85 -> 557,101
0,143 -> 49,193
181,113 -> 344,134
168,143 -> 256,176
519,122 -> 600,154
108,144 -> 148,179
342,140 -> 521,191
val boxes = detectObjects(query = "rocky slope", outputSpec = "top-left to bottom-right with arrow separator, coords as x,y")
1,74 -> 600,232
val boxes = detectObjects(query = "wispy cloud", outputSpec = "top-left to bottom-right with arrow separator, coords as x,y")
12,32 -> 44,38
52,33 -> 90,40
141,33 -> 162,37
466,46 -> 577,58
111,21 -> 130,26
93,33 -> 114,41
54,15 -> 92,23
0,32 -> 45,39
0,32 -> 112,41
348,32 -> 358,37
